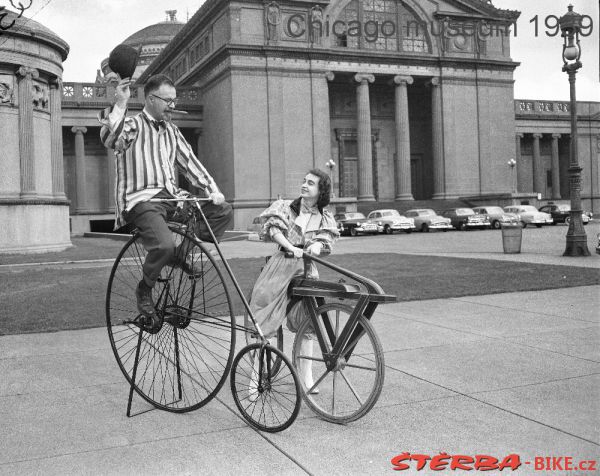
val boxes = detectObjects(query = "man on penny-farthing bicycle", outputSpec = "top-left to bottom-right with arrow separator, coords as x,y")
98,74 -> 233,329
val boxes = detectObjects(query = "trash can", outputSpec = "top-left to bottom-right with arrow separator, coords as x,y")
501,224 -> 522,254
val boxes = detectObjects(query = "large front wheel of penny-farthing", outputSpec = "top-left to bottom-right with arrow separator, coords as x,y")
106,227 -> 235,412
230,343 -> 301,432
292,303 -> 384,424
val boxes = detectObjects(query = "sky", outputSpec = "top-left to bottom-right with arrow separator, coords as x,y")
4,0 -> 600,101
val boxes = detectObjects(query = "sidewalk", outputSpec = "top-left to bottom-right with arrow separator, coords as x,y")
0,227 -> 598,474
0,285 -> 598,475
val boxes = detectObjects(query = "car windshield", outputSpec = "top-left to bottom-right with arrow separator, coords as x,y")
456,208 -> 474,215
337,213 -> 365,220
483,207 -> 504,214
520,206 -> 538,212
419,210 -> 435,216
556,205 -> 570,211
382,211 -> 400,217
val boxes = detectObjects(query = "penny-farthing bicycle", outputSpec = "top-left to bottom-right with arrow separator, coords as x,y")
106,197 -> 301,432
106,197 -> 396,432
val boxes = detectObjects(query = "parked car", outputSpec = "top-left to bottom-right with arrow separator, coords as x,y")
404,209 -> 453,232
472,206 -> 520,230
335,212 -> 379,236
441,208 -> 491,230
503,205 -> 553,228
366,209 -> 416,234
538,203 -> 591,225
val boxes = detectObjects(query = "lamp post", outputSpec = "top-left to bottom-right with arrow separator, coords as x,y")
559,5 -> 590,256
325,159 -> 336,198
507,159 -> 516,194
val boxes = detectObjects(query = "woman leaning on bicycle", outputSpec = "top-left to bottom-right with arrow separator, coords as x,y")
247,168 -> 339,392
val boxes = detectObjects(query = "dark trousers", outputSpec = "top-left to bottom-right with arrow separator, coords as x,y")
126,192 -> 233,287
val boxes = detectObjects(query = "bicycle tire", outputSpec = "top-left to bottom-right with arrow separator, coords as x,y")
230,343 -> 301,432
292,303 -> 384,423
106,227 -> 236,413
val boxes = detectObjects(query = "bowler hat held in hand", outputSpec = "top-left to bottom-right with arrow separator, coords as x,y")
108,44 -> 139,80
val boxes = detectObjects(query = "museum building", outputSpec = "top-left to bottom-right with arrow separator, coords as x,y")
0,1 -> 599,251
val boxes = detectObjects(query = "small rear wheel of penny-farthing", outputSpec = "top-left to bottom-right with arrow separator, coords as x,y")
230,343 -> 301,432
106,227 -> 236,412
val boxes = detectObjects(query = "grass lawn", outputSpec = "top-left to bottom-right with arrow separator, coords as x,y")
1,253 -> 598,335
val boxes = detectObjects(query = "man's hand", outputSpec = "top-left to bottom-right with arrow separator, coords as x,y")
306,242 -> 322,256
209,192 -> 225,205
114,78 -> 131,108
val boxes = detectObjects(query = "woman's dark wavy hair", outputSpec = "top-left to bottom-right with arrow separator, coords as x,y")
290,168 -> 332,214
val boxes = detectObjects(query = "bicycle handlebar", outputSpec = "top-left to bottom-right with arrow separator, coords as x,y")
148,197 -> 211,202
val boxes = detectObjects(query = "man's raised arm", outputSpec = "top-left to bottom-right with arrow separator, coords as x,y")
97,78 -> 137,151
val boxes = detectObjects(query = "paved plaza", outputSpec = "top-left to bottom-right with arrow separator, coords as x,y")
0,225 -> 598,475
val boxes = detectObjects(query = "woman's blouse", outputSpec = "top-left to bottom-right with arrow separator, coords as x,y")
259,199 -> 339,252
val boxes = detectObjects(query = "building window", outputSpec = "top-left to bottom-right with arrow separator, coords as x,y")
335,0 -> 429,53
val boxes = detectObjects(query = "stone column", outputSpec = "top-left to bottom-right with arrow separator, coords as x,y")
354,73 -> 375,201
393,75 -> 414,201
106,148 -> 116,210
72,126 -> 88,212
532,133 -> 544,195
429,78 -> 444,199
551,133 -> 561,199
312,71 -> 335,169
49,77 -> 66,199
515,133 -> 524,192
17,66 -> 39,198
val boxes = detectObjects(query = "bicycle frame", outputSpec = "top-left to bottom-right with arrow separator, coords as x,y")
150,197 -> 267,341
292,254 -> 396,375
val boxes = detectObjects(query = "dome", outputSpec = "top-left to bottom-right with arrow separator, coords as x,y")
122,21 -> 185,49
98,10 -> 184,82
0,8 -> 69,60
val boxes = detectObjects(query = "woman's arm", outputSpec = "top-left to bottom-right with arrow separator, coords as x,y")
271,231 -> 303,258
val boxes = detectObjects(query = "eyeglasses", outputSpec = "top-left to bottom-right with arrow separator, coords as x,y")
150,94 -> 178,108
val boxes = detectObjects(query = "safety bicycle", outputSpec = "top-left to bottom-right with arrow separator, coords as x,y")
106,197 -> 396,432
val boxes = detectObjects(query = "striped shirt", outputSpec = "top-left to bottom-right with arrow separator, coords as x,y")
98,105 -> 219,229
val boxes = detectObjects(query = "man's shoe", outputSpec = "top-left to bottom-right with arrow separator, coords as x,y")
136,281 -> 162,333
136,280 -> 156,315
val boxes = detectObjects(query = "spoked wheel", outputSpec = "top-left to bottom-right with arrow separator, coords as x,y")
292,303 -> 384,424
230,343 -> 301,432
106,227 -> 236,412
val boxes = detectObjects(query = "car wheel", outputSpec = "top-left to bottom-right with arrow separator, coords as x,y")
384,225 -> 392,235
565,216 -> 571,225
405,230 -> 412,234
350,227 -> 358,237
421,224 -> 429,233
458,222 -> 466,231
492,220 -> 501,230
536,224 -> 542,228
522,222 -> 527,228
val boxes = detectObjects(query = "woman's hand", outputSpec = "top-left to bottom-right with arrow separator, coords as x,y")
291,247 -> 304,259
306,242 -> 322,256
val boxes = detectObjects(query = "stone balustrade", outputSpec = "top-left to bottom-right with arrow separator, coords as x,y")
61,82 -> 203,111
